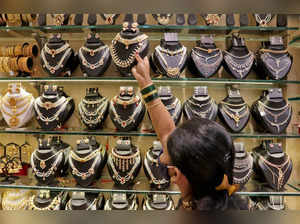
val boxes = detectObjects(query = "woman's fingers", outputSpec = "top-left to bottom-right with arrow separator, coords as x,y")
135,53 -> 144,64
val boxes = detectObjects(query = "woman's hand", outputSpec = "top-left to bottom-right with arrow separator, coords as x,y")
131,53 -> 153,89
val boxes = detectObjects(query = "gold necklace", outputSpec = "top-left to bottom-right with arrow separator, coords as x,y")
33,150 -> 63,170
1,95 -> 32,109
112,33 -> 148,49
221,104 -> 249,127
28,195 -> 61,210
44,43 -> 70,58
259,155 -> 291,190
35,96 -> 67,111
79,47 -> 109,70
194,46 -> 220,54
112,95 -> 139,109
155,46 -> 187,78
70,147 -> 101,163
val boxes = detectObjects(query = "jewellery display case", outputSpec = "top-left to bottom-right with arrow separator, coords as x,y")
0,13 -> 300,210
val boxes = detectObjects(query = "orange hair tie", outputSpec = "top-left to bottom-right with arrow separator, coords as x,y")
215,174 -> 239,196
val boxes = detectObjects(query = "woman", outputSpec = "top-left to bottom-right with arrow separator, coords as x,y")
131,54 -> 249,211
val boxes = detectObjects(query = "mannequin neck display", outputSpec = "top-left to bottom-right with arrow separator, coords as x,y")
152,14 -> 172,25
47,34 -> 66,49
253,142 -> 293,191
0,83 -> 35,128
34,85 -> 75,130
69,138 -> 104,187
107,138 -> 142,187
144,141 -> 170,190
218,87 -> 250,132
143,193 -> 175,210
109,86 -> 145,131
252,88 -> 292,134
196,36 -> 217,49
183,86 -> 218,121
233,142 -> 253,185
66,192 -> 103,210
105,193 -> 138,210
31,139 -> 64,185
160,33 -> 182,51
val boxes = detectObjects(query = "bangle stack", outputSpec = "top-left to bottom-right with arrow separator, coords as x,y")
141,84 -> 159,104
0,43 -> 39,57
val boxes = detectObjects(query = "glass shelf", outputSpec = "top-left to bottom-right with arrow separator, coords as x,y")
0,25 -> 297,32
0,128 -> 299,139
0,77 -> 299,88
0,175 -> 298,197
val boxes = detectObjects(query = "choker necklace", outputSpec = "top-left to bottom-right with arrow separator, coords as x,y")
224,51 -> 254,78
44,43 -> 70,58
254,14 -> 272,26
110,97 -> 143,128
221,104 -> 249,127
157,46 -> 185,56
154,14 -> 172,25
41,48 -> 72,75
81,45 -> 108,56
192,48 -> 223,65
144,152 -> 169,186
36,96 -> 66,111
70,147 -> 101,162
28,194 -> 61,210
34,97 -> 72,125
108,152 -> 141,185
259,155 -> 291,190
66,198 -> 97,210
258,102 -> 291,123
110,34 -> 148,68
79,47 -> 109,70
185,100 -> 213,119
113,95 -> 139,109
69,152 -> 100,180
33,150 -> 63,170
31,150 -> 63,180
83,97 -> 107,105
155,45 -> 187,78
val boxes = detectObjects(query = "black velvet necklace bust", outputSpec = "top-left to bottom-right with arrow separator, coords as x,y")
152,14 -> 173,25
256,36 -> 293,80
233,142 -> 253,186
151,33 -> 187,79
144,141 -> 170,190
65,192 -> 105,210
31,139 -> 65,185
157,86 -> 182,125
107,137 -> 142,187
78,33 -> 111,77
40,34 -> 78,77
109,86 -> 145,132
142,193 -> 175,210
188,36 -> 223,78
251,88 -> 292,134
78,88 -> 109,130
218,87 -> 250,133
183,86 -> 218,121
69,138 -> 106,187
34,85 -> 75,130
223,34 -> 254,79
111,22 -> 149,76
252,141 -> 292,191
104,193 -> 138,210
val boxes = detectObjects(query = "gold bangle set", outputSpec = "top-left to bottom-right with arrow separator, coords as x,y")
5,14 -> 22,26
0,43 -> 38,57
0,56 -> 32,73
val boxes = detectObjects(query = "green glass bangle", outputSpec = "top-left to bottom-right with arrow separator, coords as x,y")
141,84 -> 156,96
144,92 -> 159,103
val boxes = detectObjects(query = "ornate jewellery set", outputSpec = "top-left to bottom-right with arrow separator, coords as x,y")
34,85 -> 74,130
144,141 -> 170,190
0,83 -> 34,128
1,190 -> 32,210
79,46 -> 109,70
107,138 -> 141,186
153,45 -> 187,78
220,101 -> 250,128
28,191 -> 63,210
78,88 -> 109,130
100,14 -> 119,25
152,14 -> 173,25
110,22 -> 149,75
109,87 -> 145,131
233,142 -> 253,185
252,88 -> 292,134
257,36 -> 293,80
254,14 -> 273,26
158,87 -> 182,125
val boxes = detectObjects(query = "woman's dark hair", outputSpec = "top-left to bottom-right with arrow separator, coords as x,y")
167,118 -> 235,201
